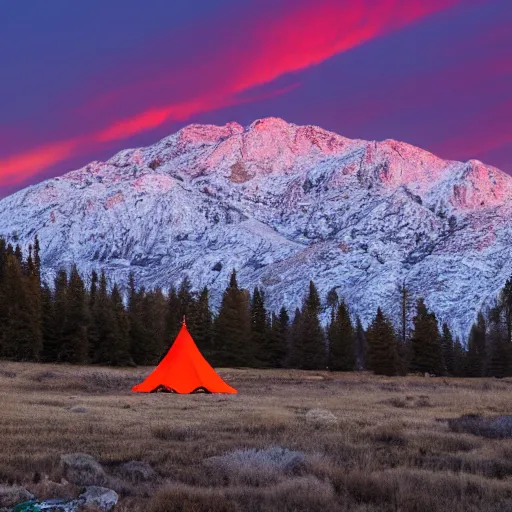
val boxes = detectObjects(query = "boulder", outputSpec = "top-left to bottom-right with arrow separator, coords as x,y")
0,485 -> 34,508
59,453 -> 107,486
119,461 -> 154,483
79,486 -> 118,511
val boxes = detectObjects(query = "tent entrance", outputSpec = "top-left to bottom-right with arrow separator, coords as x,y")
150,385 -> 212,394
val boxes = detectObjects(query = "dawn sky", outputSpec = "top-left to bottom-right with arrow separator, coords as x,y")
1,0 -> 510,197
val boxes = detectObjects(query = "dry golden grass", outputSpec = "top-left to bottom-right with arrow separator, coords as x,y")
1,363 -> 512,511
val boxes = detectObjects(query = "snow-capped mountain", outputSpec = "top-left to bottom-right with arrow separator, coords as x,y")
1,117 -> 511,338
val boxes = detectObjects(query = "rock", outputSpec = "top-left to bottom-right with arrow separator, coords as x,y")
59,453 -> 107,486
119,461 -> 154,483
70,406 -> 88,413
79,487 -> 118,511
0,485 -> 34,508
305,409 -> 338,426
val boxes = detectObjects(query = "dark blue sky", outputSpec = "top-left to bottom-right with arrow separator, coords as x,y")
1,0 -> 511,196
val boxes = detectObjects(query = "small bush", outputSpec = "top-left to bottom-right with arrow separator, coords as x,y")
385,397 -> 408,408
414,432 -> 479,454
373,424 -> 407,446
0,369 -> 16,379
204,447 -> 306,486
415,395 -> 432,408
30,371 -> 59,382
305,409 -> 338,426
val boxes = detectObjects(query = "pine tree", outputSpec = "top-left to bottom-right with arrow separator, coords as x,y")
187,286 -> 213,354
494,279 -> 512,377
89,270 -> 98,309
41,283 -> 57,362
441,323 -> 455,375
33,235 -> 41,279
409,299 -> 443,375
366,308 -> 398,376
499,278 -> 512,344
127,274 -> 149,364
466,313 -> 486,377
355,315 -> 367,370
46,269 -> 69,362
287,308 -> 302,368
0,239 -> 6,357
250,287 -> 268,366
87,270 -> 99,355
14,244 -> 23,265
453,337 -> 466,377
487,317 -> 509,378
91,271 -> 112,363
267,307 -> 289,368
296,281 -> 325,370
178,277 -> 194,319
328,300 -> 355,371
143,288 -> 168,364
25,243 -> 43,360
397,281 -> 411,347
108,284 -> 132,365
213,270 -> 251,367
165,286 -> 181,343
1,254 -> 41,360
60,265 -> 89,363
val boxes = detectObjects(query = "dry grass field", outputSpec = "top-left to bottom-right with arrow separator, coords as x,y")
0,363 -> 512,511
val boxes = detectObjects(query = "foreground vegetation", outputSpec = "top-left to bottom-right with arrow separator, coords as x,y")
1,363 -> 512,511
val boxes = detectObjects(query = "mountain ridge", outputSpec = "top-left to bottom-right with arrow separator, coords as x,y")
1,117 -> 511,339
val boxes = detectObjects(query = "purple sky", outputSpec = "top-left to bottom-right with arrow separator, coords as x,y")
0,0 -> 511,197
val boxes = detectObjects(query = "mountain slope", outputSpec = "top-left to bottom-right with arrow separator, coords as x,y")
1,117 -> 511,338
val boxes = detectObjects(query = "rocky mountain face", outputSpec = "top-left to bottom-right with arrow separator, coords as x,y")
1,117 -> 511,339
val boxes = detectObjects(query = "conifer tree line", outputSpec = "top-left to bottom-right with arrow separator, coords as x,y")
0,237 -> 511,377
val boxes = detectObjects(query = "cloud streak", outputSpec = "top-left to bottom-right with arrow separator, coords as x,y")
0,0 -> 465,187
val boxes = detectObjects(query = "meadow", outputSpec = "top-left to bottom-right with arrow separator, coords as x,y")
0,363 -> 511,511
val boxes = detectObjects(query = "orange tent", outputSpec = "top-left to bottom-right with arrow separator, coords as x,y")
132,321 -> 237,394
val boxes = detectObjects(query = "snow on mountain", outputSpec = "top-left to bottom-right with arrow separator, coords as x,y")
1,117 -> 511,339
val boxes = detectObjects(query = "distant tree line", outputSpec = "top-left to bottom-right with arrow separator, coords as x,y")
0,237 -> 511,377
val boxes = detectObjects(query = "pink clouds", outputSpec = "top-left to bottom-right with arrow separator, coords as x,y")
0,0 -> 466,187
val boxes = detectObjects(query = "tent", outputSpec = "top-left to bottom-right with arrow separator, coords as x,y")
132,320 -> 237,394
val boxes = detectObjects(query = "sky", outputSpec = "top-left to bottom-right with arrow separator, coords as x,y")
0,0 -> 511,197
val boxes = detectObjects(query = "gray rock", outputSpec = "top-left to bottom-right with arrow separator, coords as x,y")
0,485 -> 34,508
119,460 -> 154,483
59,453 -> 107,486
79,486 -> 118,511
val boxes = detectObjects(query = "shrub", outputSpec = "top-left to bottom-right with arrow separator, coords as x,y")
448,415 -> 512,439
204,447 -> 306,486
30,371 -> 59,382
0,369 -> 16,378
305,409 -> 338,426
